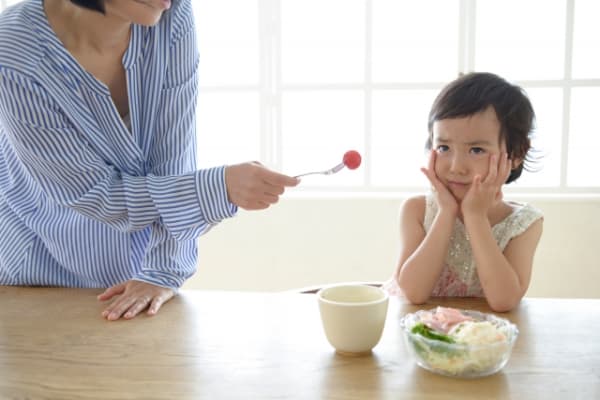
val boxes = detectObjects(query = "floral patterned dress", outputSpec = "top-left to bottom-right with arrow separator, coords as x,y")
425,195 -> 543,297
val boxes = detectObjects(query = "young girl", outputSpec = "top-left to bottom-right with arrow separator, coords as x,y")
388,72 -> 543,312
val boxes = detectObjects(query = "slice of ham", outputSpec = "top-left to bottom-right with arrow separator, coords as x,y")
420,306 -> 474,334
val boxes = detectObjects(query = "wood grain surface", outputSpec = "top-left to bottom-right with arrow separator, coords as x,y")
0,286 -> 598,399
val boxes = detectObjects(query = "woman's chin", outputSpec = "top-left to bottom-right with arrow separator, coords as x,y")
134,15 -> 163,26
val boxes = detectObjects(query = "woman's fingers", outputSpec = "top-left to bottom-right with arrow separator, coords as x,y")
224,163 -> 299,210
99,281 -> 175,321
123,297 -> 154,319
147,293 -> 172,316
102,295 -> 139,320
97,282 -> 126,301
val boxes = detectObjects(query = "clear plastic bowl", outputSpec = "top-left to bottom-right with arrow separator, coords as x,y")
400,309 -> 518,378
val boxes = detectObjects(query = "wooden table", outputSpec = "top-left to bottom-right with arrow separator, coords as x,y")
0,287 -> 598,399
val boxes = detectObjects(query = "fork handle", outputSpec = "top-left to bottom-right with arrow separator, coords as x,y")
294,171 -> 325,178
294,162 -> 345,178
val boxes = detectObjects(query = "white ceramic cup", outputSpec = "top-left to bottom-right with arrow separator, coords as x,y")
317,283 -> 389,355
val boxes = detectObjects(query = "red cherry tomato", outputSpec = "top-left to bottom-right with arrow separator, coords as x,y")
343,150 -> 362,170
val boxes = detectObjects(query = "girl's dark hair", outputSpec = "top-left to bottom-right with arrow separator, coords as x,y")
69,0 -> 105,14
426,72 -> 537,184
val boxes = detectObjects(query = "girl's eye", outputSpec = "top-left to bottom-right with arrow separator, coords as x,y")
436,145 -> 449,153
470,147 -> 485,155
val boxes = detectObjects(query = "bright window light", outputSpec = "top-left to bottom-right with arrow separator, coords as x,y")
2,0 -> 599,195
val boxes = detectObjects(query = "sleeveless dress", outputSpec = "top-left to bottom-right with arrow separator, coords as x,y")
424,195 -> 543,297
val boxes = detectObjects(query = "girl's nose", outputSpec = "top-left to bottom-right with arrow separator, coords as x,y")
449,154 -> 468,174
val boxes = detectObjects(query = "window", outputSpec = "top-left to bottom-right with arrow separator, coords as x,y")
2,0 -> 599,195
194,0 -> 600,195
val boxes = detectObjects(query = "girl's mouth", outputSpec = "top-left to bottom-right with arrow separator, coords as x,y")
447,181 -> 469,190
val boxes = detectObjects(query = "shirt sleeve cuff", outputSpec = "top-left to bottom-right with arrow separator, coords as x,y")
195,166 -> 238,223
133,271 -> 185,290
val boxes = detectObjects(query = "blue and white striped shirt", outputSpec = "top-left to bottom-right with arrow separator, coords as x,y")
0,0 -> 237,289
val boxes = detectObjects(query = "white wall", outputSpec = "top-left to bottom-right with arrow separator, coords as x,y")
184,196 -> 600,299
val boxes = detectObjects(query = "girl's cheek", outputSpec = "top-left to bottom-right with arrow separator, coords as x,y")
433,159 -> 446,176
479,156 -> 493,177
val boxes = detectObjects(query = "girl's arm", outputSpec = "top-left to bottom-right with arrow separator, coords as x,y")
462,153 -> 543,311
396,151 -> 459,303
395,196 -> 455,304
465,214 -> 543,312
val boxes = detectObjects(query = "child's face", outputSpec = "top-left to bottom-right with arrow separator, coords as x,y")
431,106 -> 506,201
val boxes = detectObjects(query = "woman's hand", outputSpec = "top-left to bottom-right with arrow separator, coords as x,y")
461,153 -> 511,218
420,150 -> 459,217
98,280 -> 175,321
225,162 -> 299,210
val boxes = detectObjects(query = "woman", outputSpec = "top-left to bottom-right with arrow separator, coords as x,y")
0,0 -> 298,320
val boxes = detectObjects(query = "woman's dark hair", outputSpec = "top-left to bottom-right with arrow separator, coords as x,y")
69,0 -> 105,14
426,72 -> 537,184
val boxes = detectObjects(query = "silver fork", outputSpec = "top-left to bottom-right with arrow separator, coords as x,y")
294,162 -> 346,178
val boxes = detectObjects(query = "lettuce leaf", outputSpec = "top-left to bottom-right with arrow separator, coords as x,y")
410,322 -> 455,343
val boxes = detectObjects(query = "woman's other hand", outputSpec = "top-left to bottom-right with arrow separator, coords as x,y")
225,162 -> 300,210
98,280 -> 175,321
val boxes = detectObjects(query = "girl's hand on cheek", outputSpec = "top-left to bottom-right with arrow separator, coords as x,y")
462,153 -> 510,217
421,150 -> 458,217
